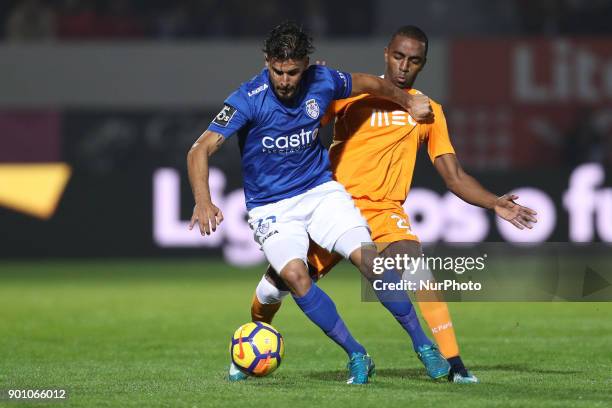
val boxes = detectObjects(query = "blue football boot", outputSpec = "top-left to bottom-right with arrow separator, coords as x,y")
346,352 -> 375,384
416,344 -> 450,379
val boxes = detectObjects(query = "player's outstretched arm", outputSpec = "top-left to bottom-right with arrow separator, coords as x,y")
434,153 -> 538,230
350,73 -> 434,122
187,130 -> 225,236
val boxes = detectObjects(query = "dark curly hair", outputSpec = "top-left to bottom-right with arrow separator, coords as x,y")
263,21 -> 314,61
390,25 -> 428,56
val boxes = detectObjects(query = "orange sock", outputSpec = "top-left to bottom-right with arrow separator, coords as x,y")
417,296 -> 459,359
250,292 -> 282,324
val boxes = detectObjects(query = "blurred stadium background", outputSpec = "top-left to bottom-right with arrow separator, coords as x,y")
2,0 -> 612,260
1,1 -> 611,406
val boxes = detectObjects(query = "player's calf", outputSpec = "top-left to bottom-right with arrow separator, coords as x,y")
343,231 -> 435,353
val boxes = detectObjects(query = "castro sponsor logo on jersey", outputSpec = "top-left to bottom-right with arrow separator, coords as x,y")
370,109 -> 417,127
212,104 -> 237,127
261,127 -> 320,153
305,98 -> 320,119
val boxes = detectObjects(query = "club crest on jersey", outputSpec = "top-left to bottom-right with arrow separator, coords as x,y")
254,216 -> 277,244
257,221 -> 270,235
305,99 -> 320,119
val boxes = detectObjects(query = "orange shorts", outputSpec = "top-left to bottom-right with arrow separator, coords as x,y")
307,199 -> 419,278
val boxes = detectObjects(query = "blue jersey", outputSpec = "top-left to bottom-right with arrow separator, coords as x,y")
207,65 -> 352,210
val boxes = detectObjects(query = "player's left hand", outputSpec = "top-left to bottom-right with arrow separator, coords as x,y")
405,93 -> 434,123
494,194 -> 538,230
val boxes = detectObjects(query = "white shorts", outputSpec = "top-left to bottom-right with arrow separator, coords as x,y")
247,181 -> 369,273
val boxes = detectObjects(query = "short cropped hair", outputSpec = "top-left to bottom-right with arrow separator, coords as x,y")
263,21 -> 314,61
390,25 -> 428,56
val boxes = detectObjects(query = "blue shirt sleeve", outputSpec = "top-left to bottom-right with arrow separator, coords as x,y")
207,89 -> 251,138
324,67 -> 352,100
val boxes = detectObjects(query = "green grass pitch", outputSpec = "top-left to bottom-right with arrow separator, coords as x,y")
0,260 -> 611,407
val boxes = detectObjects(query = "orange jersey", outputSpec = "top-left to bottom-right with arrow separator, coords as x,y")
323,88 -> 455,203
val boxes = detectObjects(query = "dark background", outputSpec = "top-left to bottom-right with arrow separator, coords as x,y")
1,0 -> 612,264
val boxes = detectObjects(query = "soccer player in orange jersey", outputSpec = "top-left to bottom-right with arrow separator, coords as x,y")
246,26 -> 537,383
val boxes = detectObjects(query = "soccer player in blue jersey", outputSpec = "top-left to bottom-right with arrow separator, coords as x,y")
187,21 -> 441,385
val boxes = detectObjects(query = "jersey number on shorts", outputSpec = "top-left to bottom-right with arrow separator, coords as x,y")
390,214 -> 413,234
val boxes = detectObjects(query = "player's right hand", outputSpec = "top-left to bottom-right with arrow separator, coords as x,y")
189,202 -> 224,236
406,94 -> 434,123
494,194 -> 538,230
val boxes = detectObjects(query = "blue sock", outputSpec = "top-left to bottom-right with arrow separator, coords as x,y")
372,269 -> 432,351
293,283 -> 366,357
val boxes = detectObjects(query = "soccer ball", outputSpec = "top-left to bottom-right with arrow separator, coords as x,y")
229,321 -> 284,377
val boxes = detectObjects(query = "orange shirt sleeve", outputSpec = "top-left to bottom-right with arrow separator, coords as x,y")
321,101 -> 337,127
321,96 -> 364,127
427,102 -> 455,162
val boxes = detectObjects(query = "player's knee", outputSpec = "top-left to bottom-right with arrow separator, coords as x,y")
381,240 -> 421,259
334,226 -> 372,259
349,245 -> 378,281
265,265 -> 290,291
255,274 -> 290,304
279,259 -> 311,296
383,240 -> 436,287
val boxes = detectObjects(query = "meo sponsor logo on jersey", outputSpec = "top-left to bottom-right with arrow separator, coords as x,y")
213,104 -> 237,127
370,109 -> 417,127
261,128 -> 320,153
305,98 -> 320,119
